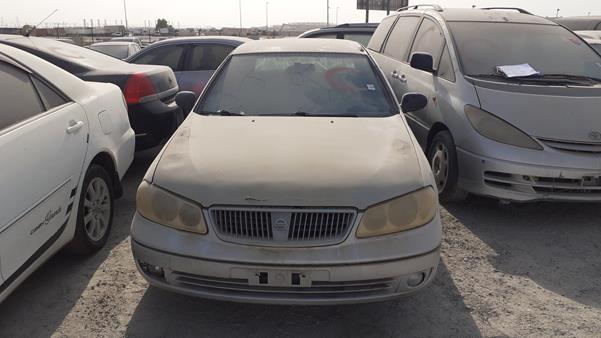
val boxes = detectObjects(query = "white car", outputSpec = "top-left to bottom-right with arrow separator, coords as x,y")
131,39 -> 441,305
0,43 -> 135,302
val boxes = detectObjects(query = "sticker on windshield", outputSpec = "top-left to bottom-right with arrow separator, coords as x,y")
366,84 -> 376,91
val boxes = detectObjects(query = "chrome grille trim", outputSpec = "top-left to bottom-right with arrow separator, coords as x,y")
538,137 -> 601,154
209,207 -> 357,246
171,271 -> 396,296
484,171 -> 601,196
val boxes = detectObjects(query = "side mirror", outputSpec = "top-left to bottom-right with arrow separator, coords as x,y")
175,91 -> 197,116
410,53 -> 435,73
401,93 -> 428,113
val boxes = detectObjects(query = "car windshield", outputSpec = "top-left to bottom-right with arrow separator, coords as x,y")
196,52 -> 396,117
591,43 -> 601,54
449,22 -> 601,79
89,45 -> 129,59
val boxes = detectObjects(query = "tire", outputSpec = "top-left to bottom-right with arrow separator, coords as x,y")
428,130 -> 468,203
65,164 -> 114,255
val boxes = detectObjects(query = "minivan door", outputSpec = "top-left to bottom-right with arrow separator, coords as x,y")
0,62 -> 88,288
401,17 -> 449,148
372,16 -> 421,93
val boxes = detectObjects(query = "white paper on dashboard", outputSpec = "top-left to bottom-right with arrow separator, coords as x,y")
496,64 -> 540,78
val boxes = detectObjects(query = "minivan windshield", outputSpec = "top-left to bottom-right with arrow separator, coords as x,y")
196,52 -> 396,117
449,22 -> 601,79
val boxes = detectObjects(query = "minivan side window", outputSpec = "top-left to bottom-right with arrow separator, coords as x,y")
367,15 -> 398,51
383,16 -> 421,61
410,18 -> 445,67
437,45 -> 455,82
132,45 -> 186,71
0,62 -> 44,130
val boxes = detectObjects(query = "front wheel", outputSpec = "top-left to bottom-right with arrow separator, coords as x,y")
428,131 -> 468,203
65,164 -> 114,254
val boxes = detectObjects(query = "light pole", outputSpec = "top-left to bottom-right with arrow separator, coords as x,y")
556,8 -> 560,18
123,0 -> 129,32
327,0 -> 329,26
239,0 -> 243,35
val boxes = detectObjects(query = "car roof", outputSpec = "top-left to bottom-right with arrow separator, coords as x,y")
299,23 -> 378,37
90,41 -> 134,46
397,8 -> 556,25
231,38 -> 366,55
150,36 -> 251,47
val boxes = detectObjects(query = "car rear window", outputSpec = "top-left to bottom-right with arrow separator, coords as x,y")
89,45 -> 129,59
30,38 -> 125,69
196,52 -> 396,117
343,33 -> 373,46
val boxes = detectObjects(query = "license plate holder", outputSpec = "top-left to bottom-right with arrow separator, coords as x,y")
231,268 -> 329,287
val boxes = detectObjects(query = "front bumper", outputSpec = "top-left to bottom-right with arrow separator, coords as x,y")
457,147 -> 601,202
130,213 -> 441,305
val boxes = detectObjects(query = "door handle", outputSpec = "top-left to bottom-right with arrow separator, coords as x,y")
391,71 -> 408,83
66,120 -> 84,134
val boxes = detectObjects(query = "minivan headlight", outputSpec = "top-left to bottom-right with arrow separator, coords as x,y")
136,181 -> 208,234
464,105 -> 543,150
356,187 -> 438,239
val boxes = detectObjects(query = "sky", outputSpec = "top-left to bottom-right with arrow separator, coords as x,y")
2,0 -> 600,28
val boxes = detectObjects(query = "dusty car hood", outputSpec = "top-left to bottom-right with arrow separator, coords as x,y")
473,80 -> 601,142
152,114 -> 425,209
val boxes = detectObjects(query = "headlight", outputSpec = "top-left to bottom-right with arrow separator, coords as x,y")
356,187 -> 438,239
464,105 -> 542,150
136,181 -> 208,234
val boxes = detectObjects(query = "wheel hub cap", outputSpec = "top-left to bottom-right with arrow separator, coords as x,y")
83,177 -> 111,242
431,143 -> 449,192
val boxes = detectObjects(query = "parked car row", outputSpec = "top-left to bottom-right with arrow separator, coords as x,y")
1,5 -> 600,306
0,34 -> 183,150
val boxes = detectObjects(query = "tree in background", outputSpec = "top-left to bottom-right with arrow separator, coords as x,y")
155,19 -> 173,31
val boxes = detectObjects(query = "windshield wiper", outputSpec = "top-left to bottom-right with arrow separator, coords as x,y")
258,112 -> 358,117
197,109 -> 245,116
467,73 -> 594,86
535,74 -> 601,83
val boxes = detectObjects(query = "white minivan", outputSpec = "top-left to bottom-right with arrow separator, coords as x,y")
0,44 -> 135,302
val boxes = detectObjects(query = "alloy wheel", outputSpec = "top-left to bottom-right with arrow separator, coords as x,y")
83,177 -> 111,242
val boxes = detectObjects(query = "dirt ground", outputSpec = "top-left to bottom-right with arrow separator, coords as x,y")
0,149 -> 599,338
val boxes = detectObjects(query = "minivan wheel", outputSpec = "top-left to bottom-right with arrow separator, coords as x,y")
428,131 -> 467,203
65,164 -> 114,255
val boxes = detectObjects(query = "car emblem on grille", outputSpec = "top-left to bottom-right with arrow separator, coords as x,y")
273,218 -> 289,232
589,131 -> 601,141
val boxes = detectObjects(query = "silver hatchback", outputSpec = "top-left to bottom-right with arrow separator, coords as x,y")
369,6 -> 601,202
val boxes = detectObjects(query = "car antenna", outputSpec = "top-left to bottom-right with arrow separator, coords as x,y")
24,9 -> 58,37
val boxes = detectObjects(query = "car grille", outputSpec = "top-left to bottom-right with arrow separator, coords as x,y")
538,138 -> 601,154
484,171 -> 601,196
171,271 -> 397,300
209,207 -> 357,246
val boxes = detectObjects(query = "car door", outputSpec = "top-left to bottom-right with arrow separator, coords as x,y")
402,17 -> 449,148
129,43 -> 187,85
375,15 -> 422,99
0,60 -> 88,288
179,43 -> 237,96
